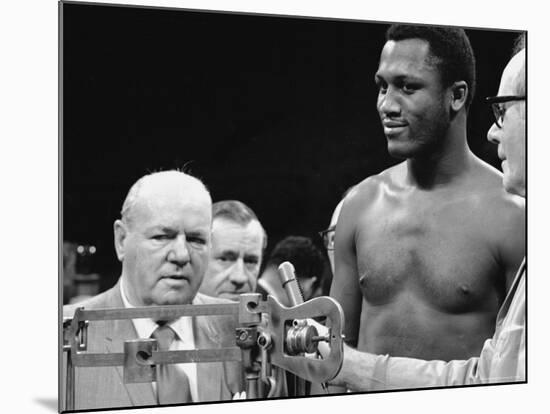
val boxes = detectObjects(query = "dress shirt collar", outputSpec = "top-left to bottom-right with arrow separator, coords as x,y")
119,277 -> 195,344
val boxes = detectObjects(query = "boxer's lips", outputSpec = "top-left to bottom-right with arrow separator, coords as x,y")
382,120 -> 408,135
382,119 -> 408,128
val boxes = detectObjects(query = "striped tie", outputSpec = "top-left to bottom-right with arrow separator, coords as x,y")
151,324 -> 192,404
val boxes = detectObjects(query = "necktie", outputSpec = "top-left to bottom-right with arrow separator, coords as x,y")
151,324 -> 192,404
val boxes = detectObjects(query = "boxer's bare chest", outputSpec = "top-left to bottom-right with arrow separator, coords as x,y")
355,189 -> 502,313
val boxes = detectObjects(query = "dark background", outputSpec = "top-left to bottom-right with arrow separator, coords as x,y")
62,2 -> 521,292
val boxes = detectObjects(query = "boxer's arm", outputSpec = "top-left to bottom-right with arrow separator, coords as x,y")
329,196 -> 362,348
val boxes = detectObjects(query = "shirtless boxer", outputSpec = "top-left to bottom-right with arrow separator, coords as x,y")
330,24 -> 525,361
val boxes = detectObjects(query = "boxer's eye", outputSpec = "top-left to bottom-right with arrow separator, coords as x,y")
402,83 -> 419,94
377,81 -> 388,94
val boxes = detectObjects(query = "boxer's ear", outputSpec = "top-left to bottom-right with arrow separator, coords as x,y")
114,219 -> 128,262
450,81 -> 468,112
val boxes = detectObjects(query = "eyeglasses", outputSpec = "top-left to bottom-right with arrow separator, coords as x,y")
318,225 -> 336,251
485,95 -> 526,128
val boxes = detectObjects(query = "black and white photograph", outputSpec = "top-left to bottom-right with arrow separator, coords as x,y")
3,1 -> 547,413
59,1 -> 528,411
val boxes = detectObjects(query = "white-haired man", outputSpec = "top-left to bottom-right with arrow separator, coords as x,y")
63,171 -> 243,410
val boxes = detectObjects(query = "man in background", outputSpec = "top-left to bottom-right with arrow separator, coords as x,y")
257,235 -> 328,397
321,185 -> 356,274
257,235 -> 328,306
199,200 -> 266,301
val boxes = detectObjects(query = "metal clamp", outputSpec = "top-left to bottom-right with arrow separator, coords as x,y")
63,290 -> 344,409
260,295 -> 344,383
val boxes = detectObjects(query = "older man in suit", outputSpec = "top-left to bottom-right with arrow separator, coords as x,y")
62,171 -> 243,410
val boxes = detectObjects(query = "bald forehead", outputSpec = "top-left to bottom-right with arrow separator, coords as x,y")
138,173 -> 209,200
123,172 -> 212,228
499,49 -> 525,95
330,199 -> 344,228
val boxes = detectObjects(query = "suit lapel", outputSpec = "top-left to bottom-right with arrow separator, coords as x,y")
90,287 -> 241,404
102,282 -> 157,406
194,315 -> 226,401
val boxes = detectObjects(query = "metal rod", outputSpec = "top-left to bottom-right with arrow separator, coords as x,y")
74,303 -> 239,321
65,350 -> 75,411
72,347 -> 243,367
277,262 -> 304,307
152,348 -> 242,364
245,371 -> 259,399
72,352 -> 126,367
277,261 -> 308,396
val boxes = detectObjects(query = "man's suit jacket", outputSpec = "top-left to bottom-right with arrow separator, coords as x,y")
62,280 -> 244,411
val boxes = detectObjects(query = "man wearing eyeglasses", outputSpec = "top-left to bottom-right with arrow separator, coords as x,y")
257,236 -> 327,306
320,186 -> 355,275
316,33 -> 526,390
486,64 -> 526,198
330,24 -> 525,370
319,202 -> 340,275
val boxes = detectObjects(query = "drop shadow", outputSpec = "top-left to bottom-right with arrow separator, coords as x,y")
34,397 -> 58,412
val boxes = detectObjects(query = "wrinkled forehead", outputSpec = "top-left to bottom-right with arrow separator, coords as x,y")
134,183 -> 212,228
212,217 -> 265,248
